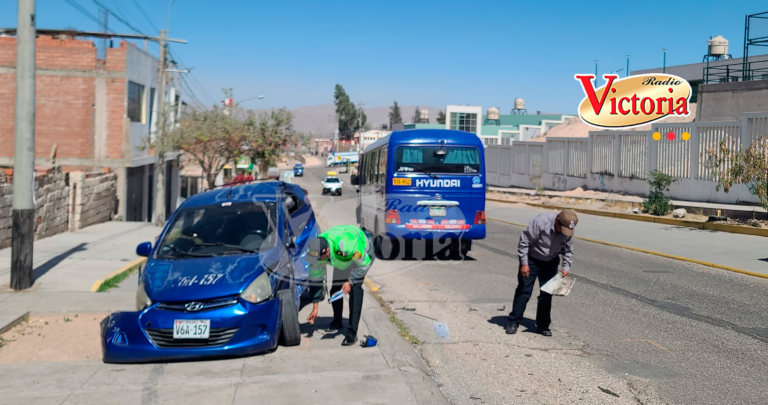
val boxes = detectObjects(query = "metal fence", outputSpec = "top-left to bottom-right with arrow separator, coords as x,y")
697,122 -> 741,181
654,123 -> 691,178
591,134 -> 615,175
547,141 -> 566,175
568,140 -> 588,178
484,112 -> 768,199
620,133 -> 647,179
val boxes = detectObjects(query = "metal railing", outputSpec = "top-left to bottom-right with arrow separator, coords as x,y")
703,57 -> 768,84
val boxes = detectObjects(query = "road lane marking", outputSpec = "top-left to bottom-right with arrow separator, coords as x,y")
488,217 -> 768,280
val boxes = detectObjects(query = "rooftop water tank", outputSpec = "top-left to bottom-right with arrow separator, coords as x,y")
514,98 -> 525,110
487,107 -> 499,120
708,35 -> 728,56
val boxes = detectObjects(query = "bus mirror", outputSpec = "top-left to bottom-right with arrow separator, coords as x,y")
350,174 -> 359,185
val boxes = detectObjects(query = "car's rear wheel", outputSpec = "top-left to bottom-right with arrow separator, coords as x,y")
277,289 -> 301,346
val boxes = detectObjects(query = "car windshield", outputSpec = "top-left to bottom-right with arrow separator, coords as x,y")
156,201 -> 277,259
396,146 -> 480,174
325,178 -> 340,183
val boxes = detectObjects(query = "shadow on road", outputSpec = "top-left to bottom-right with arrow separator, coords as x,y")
487,315 -> 538,333
33,243 -> 87,282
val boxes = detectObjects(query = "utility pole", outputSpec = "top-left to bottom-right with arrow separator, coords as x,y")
358,102 -> 364,153
154,29 -> 167,226
663,48 -> 667,73
11,0 -> 36,290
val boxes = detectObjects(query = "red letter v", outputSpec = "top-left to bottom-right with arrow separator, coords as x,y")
575,75 -> 617,115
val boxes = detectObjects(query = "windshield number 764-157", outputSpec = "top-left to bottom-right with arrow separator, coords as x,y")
178,274 -> 224,287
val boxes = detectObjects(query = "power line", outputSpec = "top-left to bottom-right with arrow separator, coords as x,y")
64,0 -> 114,32
91,0 -> 146,36
167,47 -> 217,107
129,0 -> 159,33
108,0 -> 145,33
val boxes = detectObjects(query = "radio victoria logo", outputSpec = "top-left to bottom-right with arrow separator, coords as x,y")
574,73 -> 692,129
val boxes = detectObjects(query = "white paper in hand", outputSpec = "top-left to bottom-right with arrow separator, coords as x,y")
540,273 -> 575,296
328,290 -> 345,303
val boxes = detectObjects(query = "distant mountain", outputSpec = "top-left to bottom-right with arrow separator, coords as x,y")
246,104 -> 443,137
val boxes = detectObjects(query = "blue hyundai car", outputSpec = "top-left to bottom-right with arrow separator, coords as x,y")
101,182 -> 318,363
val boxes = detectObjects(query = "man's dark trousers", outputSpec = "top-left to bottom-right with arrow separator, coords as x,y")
329,268 -> 364,338
508,256 -> 559,330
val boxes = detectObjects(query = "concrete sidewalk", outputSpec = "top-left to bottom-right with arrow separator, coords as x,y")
487,200 -> 768,276
0,221 -> 160,332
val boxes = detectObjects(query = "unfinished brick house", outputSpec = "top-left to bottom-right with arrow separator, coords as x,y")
0,32 -> 182,222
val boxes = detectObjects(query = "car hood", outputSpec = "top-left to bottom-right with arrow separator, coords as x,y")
323,182 -> 342,187
143,248 -> 281,303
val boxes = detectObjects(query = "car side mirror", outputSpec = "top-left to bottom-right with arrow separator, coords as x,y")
136,242 -> 152,257
350,174 -> 359,185
286,236 -> 297,249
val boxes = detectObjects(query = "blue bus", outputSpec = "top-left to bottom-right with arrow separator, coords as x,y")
351,129 -> 486,256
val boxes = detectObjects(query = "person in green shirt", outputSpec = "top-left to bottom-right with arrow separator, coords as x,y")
305,225 -> 375,346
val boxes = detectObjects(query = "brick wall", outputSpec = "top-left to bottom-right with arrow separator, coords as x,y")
0,37 -> 128,162
0,170 -> 119,247
70,171 -> 116,230
0,172 -> 70,248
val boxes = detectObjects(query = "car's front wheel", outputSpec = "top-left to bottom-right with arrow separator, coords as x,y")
277,289 -> 301,346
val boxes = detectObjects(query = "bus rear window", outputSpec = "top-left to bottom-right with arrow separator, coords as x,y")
396,147 -> 480,174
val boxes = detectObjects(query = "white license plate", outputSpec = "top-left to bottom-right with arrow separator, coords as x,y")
429,207 -> 447,217
173,320 -> 210,339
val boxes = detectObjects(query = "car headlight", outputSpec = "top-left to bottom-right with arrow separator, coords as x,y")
136,281 -> 153,311
240,272 -> 272,304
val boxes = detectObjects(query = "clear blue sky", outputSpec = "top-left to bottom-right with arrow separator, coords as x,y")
2,0 -> 767,114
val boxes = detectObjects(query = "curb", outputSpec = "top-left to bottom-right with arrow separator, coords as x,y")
360,278 -> 450,405
0,312 -> 29,336
486,198 -> 768,238
363,276 -> 379,292
89,257 -> 147,292
488,217 -> 768,280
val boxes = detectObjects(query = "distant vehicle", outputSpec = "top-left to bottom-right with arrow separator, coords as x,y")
326,152 -> 358,167
321,172 -> 343,196
101,182 -> 319,363
267,167 -> 280,179
281,171 -> 294,184
293,163 -> 304,177
351,129 -> 486,256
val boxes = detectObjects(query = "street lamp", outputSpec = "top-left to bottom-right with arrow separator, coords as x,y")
594,60 -> 599,86
238,95 -> 265,104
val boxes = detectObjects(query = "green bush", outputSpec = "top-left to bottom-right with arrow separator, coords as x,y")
643,170 -> 675,216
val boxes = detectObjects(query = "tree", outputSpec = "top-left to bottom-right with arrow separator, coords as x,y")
167,105 -> 245,190
707,137 -> 768,212
242,108 -> 308,178
168,90 -> 306,189
412,106 -> 421,123
334,84 -> 364,140
389,101 -> 402,127
437,110 -> 446,125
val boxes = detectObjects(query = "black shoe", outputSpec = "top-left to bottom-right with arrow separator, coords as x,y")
341,334 -> 358,346
505,322 -> 519,335
325,321 -> 343,332
539,328 -> 552,337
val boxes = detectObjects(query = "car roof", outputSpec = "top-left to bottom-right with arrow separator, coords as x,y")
363,129 -> 484,154
181,181 -> 299,208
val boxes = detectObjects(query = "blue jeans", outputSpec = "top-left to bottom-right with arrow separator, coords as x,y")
508,256 -> 559,330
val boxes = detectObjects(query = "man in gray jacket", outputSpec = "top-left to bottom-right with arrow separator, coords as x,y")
506,209 -> 577,337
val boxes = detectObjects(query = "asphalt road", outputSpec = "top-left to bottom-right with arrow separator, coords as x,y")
296,165 -> 768,405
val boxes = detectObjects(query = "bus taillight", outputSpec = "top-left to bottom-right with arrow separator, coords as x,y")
385,210 -> 401,224
474,211 -> 486,225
